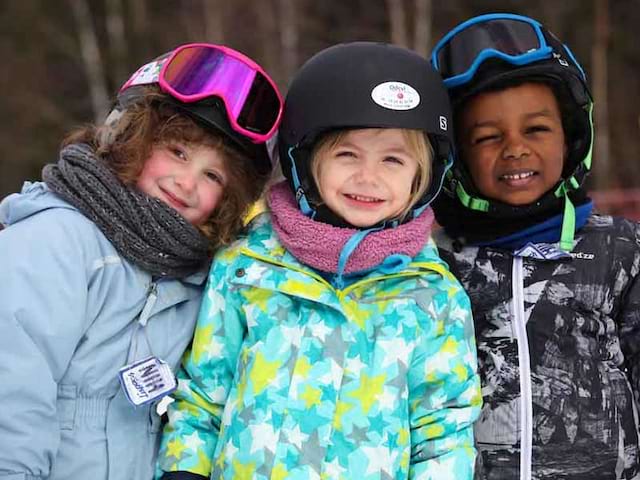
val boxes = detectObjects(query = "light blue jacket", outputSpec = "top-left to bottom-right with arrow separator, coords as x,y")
0,182 -> 206,480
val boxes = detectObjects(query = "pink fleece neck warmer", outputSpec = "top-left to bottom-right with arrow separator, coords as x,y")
268,182 -> 434,274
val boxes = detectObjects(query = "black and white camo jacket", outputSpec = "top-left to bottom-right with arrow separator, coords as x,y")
435,214 -> 640,480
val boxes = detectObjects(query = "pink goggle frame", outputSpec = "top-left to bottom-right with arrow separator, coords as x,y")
120,43 -> 283,143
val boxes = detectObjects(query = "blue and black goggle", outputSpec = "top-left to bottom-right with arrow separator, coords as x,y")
431,13 -> 586,88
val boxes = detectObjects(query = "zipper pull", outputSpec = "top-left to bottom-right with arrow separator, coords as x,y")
138,282 -> 158,327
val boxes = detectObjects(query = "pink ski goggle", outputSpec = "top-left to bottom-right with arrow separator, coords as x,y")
120,43 -> 283,143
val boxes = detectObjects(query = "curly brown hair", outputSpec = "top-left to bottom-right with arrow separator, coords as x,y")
63,89 -> 269,255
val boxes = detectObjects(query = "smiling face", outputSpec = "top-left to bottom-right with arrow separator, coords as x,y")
459,82 -> 566,206
312,128 -> 423,228
136,142 -> 228,225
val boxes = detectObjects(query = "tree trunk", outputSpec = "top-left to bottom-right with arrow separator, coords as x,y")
180,2 -> 202,42
592,0 -> 611,190
413,0 -> 431,57
386,0 -> 409,48
105,0 -> 128,85
203,0 -> 225,44
279,0 -> 298,83
69,0 -> 110,122
130,0 -> 149,58
538,2 -> 569,38
256,0 -> 281,88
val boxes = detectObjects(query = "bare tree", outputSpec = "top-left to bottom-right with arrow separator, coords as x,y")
131,0 -> 149,58
537,2 -> 569,37
385,0 -> 431,55
279,0 -> 299,82
413,0 -> 432,56
69,0 -> 110,122
106,0 -> 128,85
180,2 -> 204,43
592,0 -> 611,190
256,0 -> 282,88
386,0 -> 409,47
203,0 -> 226,44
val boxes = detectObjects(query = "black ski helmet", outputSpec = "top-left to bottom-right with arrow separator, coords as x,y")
278,41 -> 454,228
430,13 -> 593,249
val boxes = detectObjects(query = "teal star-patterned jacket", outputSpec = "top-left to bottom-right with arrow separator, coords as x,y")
157,213 -> 482,480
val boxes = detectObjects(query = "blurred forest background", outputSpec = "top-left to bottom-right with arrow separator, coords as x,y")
1,0 -> 639,216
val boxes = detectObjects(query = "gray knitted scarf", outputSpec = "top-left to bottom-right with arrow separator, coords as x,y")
43,143 -> 210,278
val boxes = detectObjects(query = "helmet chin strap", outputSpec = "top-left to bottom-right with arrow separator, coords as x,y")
556,185 -> 576,251
452,173 -> 583,251
557,103 -> 594,251
287,146 -> 315,217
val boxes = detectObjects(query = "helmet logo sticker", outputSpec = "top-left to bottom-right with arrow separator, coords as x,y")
128,59 -> 167,86
439,116 -> 448,131
371,81 -> 420,110
553,52 -> 569,67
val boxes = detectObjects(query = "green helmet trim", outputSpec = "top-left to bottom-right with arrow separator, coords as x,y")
554,102 -> 594,251
582,103 -> 595,171
454,179 -> 490,212
558,187 -> 576,251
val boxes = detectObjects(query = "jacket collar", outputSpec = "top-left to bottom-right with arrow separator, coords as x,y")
241,212 -> 450,284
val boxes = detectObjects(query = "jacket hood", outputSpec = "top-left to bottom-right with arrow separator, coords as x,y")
0,181 -> 76,227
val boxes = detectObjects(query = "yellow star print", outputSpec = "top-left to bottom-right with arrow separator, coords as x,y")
165,438 -> 187,459
215,450 -> 226,469
300,385 -> 322,408
194,448 -> 213,476
425,423 -> 445,438
232,458 -> 256,480
442,336 -> 458,354
281,277 -> 327,300
249,351 -> 281,395
347,373 -> 387,414
453,363 -> 468,382
333,399 -> 355,430
240,288 -> 271,311
191,323 -> 213,363
294,357 -> 312,378
271,463 -> 289,480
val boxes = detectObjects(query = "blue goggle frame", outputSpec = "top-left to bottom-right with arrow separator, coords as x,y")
431,13 -> 585,88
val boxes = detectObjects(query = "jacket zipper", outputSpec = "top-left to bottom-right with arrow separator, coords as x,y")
138,282 -> 158,327
512,256 -> 533,480
125,282 -> 159,364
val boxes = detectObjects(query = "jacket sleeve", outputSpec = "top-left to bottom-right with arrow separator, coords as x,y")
0,211 -> 91,478
617,222 -> 640,400
157,254 -> 245,478
408,274 -> 482,480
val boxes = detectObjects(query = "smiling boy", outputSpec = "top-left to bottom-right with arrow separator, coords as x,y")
431,13 -> 640,480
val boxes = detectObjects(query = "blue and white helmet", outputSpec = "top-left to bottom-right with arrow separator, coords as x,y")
431,13 -> 593,249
